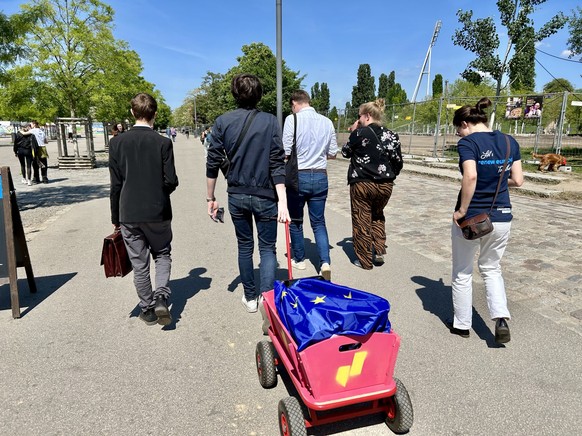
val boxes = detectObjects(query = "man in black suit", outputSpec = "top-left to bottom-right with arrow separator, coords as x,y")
109,93 -> 179,326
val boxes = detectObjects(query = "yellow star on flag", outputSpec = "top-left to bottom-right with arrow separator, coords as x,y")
291,298 -> 298,309
281,290 -> 287,300
344,291 -> 352,299
311,296 -> 326,304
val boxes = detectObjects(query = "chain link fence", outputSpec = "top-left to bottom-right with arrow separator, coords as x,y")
365,92 -> 582,168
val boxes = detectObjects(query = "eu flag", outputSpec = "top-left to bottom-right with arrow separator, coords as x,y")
274,278 -> 391,351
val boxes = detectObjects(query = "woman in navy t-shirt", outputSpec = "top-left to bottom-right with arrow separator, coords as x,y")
450,97 -> 524,344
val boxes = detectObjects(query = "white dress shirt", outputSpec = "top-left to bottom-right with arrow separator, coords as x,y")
282,107 -> 338,170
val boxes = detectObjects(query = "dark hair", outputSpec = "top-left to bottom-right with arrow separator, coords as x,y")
130,93 -> 157,121
453,97 -> 492,127
290,90 -> 310,105
231,74 -> 262,108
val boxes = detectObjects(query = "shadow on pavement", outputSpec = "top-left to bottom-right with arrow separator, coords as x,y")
129,267 -> 212,331
0,272 -> 77,317
336,237 -> 356,263
15,183 -> 109,212
413,275 -> 504,348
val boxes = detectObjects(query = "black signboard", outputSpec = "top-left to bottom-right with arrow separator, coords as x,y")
0,166 -> 36,318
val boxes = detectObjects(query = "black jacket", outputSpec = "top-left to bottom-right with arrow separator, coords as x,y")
14,132 -> 37,156
341,124 -> 403,184
109,126 -> 179,225
206,108 -> 285,200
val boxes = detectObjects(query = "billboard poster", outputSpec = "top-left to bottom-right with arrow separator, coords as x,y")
525,96 -> 543,119
504,97 -> 523,119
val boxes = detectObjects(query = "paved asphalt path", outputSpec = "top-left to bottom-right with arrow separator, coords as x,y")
0,134 -> 581,435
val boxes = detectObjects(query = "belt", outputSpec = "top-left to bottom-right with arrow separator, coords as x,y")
298,169 -> 327,174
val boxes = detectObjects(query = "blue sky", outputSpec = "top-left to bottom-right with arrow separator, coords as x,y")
3,0 -> 581,110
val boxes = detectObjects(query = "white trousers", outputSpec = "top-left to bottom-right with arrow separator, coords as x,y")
451,221 -> 512,330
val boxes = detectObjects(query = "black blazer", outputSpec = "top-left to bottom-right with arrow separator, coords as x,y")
109,126 -> 179,225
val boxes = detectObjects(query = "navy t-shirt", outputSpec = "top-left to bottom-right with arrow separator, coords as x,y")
455,130 -> 521,223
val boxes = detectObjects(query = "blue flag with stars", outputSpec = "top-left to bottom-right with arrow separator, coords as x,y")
274,278 -> 391,351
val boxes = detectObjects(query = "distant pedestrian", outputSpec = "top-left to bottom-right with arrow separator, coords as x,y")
30,120 -> 49,183
116,122 -> 125,134
109,93 -> 179,326
165,126 -> 171,138
341,98 -> 403,269
206,73 -> 290,313
184,127 -> 190,140
170,126 -> 176,142
13,125 -> 37,186
450,97 -> 524,343
202,126 -> 212,157
283,90 -> 337,280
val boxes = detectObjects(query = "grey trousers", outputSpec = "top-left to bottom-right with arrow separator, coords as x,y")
121,221 -> 173,311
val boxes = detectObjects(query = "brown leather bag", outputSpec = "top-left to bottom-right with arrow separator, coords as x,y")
459,212 -> 494,240
100,231 -> 132,277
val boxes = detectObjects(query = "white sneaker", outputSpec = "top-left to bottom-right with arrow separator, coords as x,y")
241,295 -> 258,313
21,178 -> 27,184
320,263 -> 331,281
27,180 -> 32,186
291,259 -> 306,270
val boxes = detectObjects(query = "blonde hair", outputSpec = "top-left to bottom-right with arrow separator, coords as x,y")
359,98 -> 385,124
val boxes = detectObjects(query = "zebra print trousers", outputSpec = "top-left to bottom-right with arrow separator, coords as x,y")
349,181 -> 394,269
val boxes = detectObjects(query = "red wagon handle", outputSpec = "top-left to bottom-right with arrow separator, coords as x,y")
285,221 -> 293,280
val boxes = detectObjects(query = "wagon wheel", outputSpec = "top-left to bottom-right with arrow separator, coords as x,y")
255,340 -> 277,389
385,377 -> 414,434
278,397 -> 306,436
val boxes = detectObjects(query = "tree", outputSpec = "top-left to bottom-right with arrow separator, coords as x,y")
508,25 -> 536,91
543,78 -> 575,93
567,6 -> 582,61
17,0 -> 152,119
311,82 -> 331,114
329,106 -> 338,124
453,0 -> 567,108
378,73 -> 389,100
432,74 -> 443,97
191,43 -> 303,124
351,64 -> 375,117
0,9 -> 39,84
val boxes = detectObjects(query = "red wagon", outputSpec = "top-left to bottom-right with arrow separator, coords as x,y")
255,226 -> 413,435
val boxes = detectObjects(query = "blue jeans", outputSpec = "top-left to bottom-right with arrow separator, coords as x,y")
228,194 -> 278,300
287,171 -> 331,266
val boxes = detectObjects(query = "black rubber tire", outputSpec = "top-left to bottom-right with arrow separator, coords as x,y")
255,340 -> 277,389
278,397 -> 307,436
385,377 -> 414,434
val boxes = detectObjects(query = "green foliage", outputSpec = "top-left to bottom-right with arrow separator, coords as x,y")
432,74 -> 443,97
351,64 -> 375,117
378,73 -> 388,100
543,78 -> 575,93
2,0 -> 155,122
189,43 -> 303,125
0,8 -> 40,83
567,6 -> 582,60
311,82 -> 330,115
453,1 -> 567,95
508,26 -> 535,91
329,106 -> 338,123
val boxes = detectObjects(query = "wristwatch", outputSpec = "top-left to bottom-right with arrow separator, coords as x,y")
206,197 -> 216,202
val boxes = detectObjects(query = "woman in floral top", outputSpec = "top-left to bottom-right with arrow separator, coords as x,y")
341,98 -> 403,269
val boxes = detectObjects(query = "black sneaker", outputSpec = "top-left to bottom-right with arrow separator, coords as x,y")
447,320 -> 470,338
154,297 -> 172,326
139,308 -> 158,326
495,318 -> 511,343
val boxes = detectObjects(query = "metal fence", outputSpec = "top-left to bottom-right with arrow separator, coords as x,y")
360,92 -> 582,167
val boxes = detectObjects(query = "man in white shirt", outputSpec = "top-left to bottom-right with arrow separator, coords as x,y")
282,90 -> 338,280
29,120 -> 48,183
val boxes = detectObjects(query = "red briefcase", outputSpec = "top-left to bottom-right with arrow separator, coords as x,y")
100,231 -> 132,278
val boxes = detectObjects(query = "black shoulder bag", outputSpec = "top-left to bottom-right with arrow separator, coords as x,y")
220,110 -> 258,178
285,113 -> 299,191
459,135 -> 512,240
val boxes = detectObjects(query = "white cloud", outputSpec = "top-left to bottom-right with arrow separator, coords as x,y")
561,50 -> 573,57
